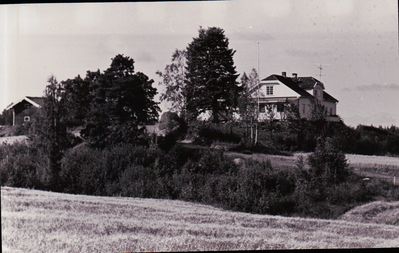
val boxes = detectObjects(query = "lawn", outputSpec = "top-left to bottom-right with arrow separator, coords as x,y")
2,187 -> 399,252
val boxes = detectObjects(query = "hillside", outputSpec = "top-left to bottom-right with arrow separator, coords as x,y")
2,187 -> 399,252
340,201 -> 399,226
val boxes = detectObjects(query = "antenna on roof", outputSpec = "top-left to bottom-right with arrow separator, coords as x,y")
255,41 -> 260,144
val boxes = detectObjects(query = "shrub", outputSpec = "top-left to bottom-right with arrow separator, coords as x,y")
193,122 -> 241,145
119,164 -> 157,198
307,137 -> 349,184
60,143 -> 160,195
0,143 -> 42,188
60,144 -> 106,195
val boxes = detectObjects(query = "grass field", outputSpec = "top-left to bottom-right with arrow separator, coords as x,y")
0,135 -> 28,146
340,201 -> 399,226
226,151 -> 399,183
2,187 -> 399,252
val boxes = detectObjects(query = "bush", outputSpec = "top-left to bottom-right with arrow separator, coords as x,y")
60,144 -> 106,195
60,143 -> 160,196
230,142 -> 292,156
0,143 -> 43,188
307,137 -> 349,184
119,164 -> 157,197
193,122 -> 241,145
3,135 -> 398,220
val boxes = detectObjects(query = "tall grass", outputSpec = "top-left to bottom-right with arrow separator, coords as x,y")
2,187 -> 399,252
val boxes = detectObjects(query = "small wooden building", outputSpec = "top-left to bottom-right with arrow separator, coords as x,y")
5,96 -> 44,126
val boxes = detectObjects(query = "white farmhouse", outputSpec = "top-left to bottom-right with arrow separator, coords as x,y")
250,72 -> 339,121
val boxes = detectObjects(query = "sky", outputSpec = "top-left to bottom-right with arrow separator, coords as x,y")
0,0 -> 398,127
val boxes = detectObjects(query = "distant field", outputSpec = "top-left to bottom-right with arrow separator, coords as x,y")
226,152 -> 399,181
2,187 -> 399,252
0,135 -> 28,145
344,154 -> 399,168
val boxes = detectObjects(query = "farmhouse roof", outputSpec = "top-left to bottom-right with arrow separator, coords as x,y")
261,75 -> 314,98
323,91 -> 339,103
295,77 -> 325,90
260,74 -> 338,102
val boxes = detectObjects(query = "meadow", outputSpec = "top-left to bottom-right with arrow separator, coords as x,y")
226,151 -> 399,180
0,136 -> 28,146
2,186 -> 399,252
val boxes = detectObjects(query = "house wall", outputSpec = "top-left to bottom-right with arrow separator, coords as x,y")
322,101 -> 337,116
15,108 -> 38,126
13,101 -> 39,126
298,98 -> 313,119
252,80 -> 300,99
313,84 -> 324,102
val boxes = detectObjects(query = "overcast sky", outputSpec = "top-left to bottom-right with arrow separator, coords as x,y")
0,0 -> 398,126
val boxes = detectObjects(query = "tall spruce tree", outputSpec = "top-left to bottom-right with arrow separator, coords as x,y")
184,27 -> 240,122
32,76 -> 69,190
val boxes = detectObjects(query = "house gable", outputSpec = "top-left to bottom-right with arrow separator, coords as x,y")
254,74 -> 314,99
6,96 -> 43,111
250,78 -> 301,99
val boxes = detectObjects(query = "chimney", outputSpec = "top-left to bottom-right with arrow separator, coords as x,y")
282,71 -> 286,77
292,73 -> 298,79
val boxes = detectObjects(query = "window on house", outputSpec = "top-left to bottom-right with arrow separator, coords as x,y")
302,104 -> 306,114
266,86 -> 273,95
24,116 -> 30,122
259,104 -> 266,113
277,103 -> 285,112
330,107 -> 333,115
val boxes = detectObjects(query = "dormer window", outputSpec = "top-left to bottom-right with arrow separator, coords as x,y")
266,86 -> 273,95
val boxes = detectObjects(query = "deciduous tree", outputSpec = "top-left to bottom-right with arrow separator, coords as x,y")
82,54 -> 160,147
156,49 -> 187,117
238,69 -> 259,144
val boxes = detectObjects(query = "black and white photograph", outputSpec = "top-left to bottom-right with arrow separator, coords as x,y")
1,0 -> 399,251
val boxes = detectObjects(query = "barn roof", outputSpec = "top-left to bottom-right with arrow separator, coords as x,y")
5,96 -> 45,110
25,96 -> 45,107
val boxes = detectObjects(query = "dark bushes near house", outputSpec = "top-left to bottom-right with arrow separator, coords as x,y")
192,122 -> 241,145
252,120 -> 399,156
230,142 -> 292,156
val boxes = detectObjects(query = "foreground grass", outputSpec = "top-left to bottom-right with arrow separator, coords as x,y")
340,201 -> 399,226
2,187 -> 399,252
